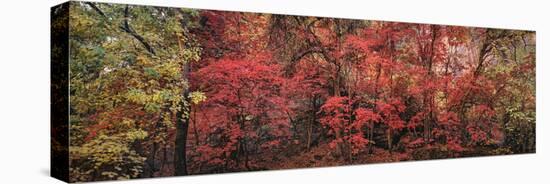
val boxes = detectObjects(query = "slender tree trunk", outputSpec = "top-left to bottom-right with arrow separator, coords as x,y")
174,61 -> 191,176
236,139 -> 241,167
174,102 -> 190,176
307,96 -> 315,150
387,129 -> 392,152
192,106 -> 200,146
368,122 -> 374,153
173,15 -> 194,175
332,64 -> 342,97
243,139 -> 251,170
307,119 -> 313,150
369,63 -> 382,153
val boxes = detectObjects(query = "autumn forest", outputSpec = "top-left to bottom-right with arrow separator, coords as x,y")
53,2 -> 535,182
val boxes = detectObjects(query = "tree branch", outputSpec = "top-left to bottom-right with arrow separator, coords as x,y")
120,5 -> 156,56
85,3 -> 157,56
85,2 -> 107,18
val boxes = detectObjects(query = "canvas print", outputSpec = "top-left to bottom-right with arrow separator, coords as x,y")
51,1 -> 536,182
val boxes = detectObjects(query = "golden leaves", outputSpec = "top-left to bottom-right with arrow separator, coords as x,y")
189,91 -> 207,105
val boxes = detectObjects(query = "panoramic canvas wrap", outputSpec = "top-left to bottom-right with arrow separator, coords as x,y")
51,1 -> 536,182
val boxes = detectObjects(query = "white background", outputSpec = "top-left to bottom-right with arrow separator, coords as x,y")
0,0 -> 547,183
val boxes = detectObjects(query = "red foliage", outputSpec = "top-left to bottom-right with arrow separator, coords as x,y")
186,15 -> 533,171
192,58 -> 290,168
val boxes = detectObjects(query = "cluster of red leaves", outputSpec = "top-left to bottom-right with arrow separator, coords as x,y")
192,58 -> 291,168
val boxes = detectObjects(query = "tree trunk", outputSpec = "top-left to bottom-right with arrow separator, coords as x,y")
243,139 -> 251,170
174,102 -> 190,176
192,106 -> 200,146
387,129 -> 392,152
306,120 -> 313,150
307,96 -> 316,150
368,122 -> 374,153
174,60 -> 191,176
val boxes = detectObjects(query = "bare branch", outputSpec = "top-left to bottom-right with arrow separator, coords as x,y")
120,5 -> 157,56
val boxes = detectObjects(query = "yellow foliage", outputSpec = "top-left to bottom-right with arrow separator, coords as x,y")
189,91 -> 207,104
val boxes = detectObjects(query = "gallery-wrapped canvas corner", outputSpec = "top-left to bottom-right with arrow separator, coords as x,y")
51,1 -> 536,183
